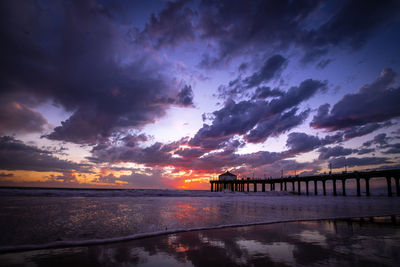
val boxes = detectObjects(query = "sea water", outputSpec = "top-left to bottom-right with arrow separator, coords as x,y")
1,187 -> 400,253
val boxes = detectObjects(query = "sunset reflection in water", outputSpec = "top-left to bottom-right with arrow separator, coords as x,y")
1,216 -> 399,266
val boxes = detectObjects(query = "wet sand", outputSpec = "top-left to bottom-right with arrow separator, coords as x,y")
1,216 -> 399,267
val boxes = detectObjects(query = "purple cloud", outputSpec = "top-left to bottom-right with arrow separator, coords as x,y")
318,146 -> 353,160
311,69 -> 400,130
0,136 -> 91,173
0,1 -> 193,145
0,102 -> 48,134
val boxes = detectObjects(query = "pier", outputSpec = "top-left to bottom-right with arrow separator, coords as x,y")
210,169 -> 400,197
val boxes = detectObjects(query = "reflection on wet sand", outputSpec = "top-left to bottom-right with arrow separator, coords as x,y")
1,216 -> 399,266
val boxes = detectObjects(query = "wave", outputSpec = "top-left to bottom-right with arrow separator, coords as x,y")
0,187 -> 289,197
1,213 -> 398,254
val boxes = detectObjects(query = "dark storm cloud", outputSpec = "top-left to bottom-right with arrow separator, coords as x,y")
243,55 -> 287,88
140,0 -> 195,48
267,79 -> 327,114
307,0 -> 398,50
329,156 -> 392,169
318,146 -> 353,160
197,0 -> 321,66
284,131 -> 345,155
218,54 -> 287,99
176,85 -> 194,107
383,143 -> 400,154
0,102 -> 48,134
251,87 -> 284,100
197,0 -> 399,66
0,136 -> 91,173
357,148 -> 375,155
245,108 -> 309,143
343,122 -> 392,140
363,133 -> 389,147
285,132 -> 322,154
0,0 -> 192,145
311,69 -> 400,131
89,136 -> 189,165
191,79 -> 326,149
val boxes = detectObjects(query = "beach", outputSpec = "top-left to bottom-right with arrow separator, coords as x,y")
0,187 -> 400,266
1,216 -> 399,266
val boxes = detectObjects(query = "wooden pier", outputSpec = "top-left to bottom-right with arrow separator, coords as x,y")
210,169 -> 400,197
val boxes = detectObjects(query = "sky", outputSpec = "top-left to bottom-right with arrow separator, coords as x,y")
1,0 -> 400,190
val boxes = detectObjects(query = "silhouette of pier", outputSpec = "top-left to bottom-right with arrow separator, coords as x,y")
210,169 -> 400,197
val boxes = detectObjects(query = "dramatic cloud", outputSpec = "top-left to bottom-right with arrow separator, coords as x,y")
198,0 -> 399,66
383,143 -> 400,154
218,54 -> 287,99
329,156 -> 392,169
105,169 -> 173,189
311,69 -> 400,130
318,146 -> 353,160
0,136 -> 91,173
0,1 -> 192,145
245,108 -> 309,143
343,122 -> 392,140
363,133 -> 389,147
140,0 -> 195,48
1,0 -> 399,189
0,102 -> 48,134
285,132 -> 322,154
176,85 -> 195,107
285,132 -> 344,155
192,79 -> 326,149
244,55 -> 287,87
251,87 -> 284,100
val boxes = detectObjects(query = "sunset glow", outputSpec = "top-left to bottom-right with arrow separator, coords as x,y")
0,0 -> 400,190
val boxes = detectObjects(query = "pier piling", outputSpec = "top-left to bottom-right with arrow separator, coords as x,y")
210,169 -> 400,197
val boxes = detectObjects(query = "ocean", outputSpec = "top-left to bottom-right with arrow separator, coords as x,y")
1,187 -> 399,255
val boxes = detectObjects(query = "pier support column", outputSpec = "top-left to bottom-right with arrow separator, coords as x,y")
333,179 -> 337,196
306,181 -> 309,195
211,182 -> 214,192
395,177 -> 400,197
342,179 -> 346,196
262,183 -> 265,192
272,183 -> 275,191
254,183 -> 257,192
291,181 -> 295,192
280,182 -> 283,191
365,178 -> 370,196
356,178 -> 361,196
314,180 -> 318,195
284,181 -> 287,191
247,182 -> 249,192
223,182 -> 226,190
297,180 -> 301,195
322,180 -> 326,196
386,177 -> 392,197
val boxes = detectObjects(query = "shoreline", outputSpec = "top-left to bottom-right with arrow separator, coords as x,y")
1,213 -> 399,254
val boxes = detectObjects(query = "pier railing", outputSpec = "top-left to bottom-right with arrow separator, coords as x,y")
210,169 -> 400,197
